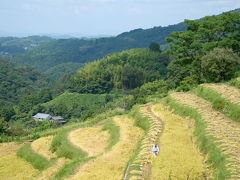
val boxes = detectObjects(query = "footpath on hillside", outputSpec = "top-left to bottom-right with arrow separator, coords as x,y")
171,92 -> 240,179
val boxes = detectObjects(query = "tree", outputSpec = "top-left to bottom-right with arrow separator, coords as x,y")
166,12 -> 240,86
200,48 -> 240,82
121,65 -> 145,89
0,106 -> 15,122
149,42 -> 161,52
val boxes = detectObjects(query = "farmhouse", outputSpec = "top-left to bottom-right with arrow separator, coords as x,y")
33,113 -> 52,121
33,113 -> 66,124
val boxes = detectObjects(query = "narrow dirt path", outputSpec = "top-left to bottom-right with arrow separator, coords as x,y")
171,92 -> 240,179
0,143 -> 39,180
127,103 -> 164,180
202,84 -> 240,105
31,136 -> 56,160
67,116 -> 143,180
151,104 -> 210,180
68,126 -> 109,157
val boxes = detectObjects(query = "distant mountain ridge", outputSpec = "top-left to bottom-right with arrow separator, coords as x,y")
7,8 -> 240,78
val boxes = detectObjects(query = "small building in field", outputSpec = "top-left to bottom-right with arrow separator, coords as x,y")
33,113 -> 66,124
33,113 -> 52,121
51,116 -> 66,124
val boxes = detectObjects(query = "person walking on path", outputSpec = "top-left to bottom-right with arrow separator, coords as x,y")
152,144 -> 160,156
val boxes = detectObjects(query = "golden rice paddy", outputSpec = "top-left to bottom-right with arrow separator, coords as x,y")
202,83 -> 240,105
31,136 -> 56,160
171,92 -> 240,179
36,158 -> 69,180
68,126 -> 109,157
67,116 -> 143,180
0,142 -> 39,180
150,104 -> 209,180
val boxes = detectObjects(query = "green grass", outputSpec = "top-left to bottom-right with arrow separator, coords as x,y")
194,86 -> 240,122
130,105 -> 150,131
51,128 -> 87,160
51,109 -> 124,180
102,118 -> 120,151
16,143 -> 55,171
43,92 -> 108,111
53,157 -> 94,180
165,96 -> 231,180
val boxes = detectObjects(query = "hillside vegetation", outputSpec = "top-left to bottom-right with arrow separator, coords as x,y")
10,23 -> 184,71
0,9 -> 240,180
0,57 -> 49,104
0,81 -> 239,179
71,48 -> 169,93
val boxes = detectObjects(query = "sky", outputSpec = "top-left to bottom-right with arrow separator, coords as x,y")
0,0 -> 239,37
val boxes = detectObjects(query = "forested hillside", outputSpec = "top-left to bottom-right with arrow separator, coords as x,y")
0,57 -> 49,104
70,48 -> 169,93
0,36 -> 53,56
10,23 -> 185,71
7,8 -> 239,80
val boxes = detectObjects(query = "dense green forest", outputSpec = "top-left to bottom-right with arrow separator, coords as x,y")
166,12 -> 240,88
0,57 -> 49,104
44,62 -> 84,81
71,48 -> 169,93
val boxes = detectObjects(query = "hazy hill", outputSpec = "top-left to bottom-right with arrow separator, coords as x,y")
10,23 -> 185,72
0,36 -> 53,55
8,8 -> 240,75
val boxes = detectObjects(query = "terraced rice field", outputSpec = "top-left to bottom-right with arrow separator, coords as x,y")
31,136 -> 56,160
151,104 -> 209,180
68,126 -> 109,157
171,92 -> 240,179
67,116 -> 143,180
202,84 -> 240,105
0,142 -> 39,180
126,103 -> 164,180
36,158 -> 69,180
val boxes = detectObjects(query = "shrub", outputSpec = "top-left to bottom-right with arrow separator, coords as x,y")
200,48 -> 240,82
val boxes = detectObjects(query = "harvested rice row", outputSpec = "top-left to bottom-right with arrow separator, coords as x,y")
68,126 -> 109,157
202,84 -> 240,105
127,103 -> 164,180
67,116 -> 143,180
0,143 -> 39,180
31,136 -> 56,160
151,104 -> 210,180
171,92 -> 240,179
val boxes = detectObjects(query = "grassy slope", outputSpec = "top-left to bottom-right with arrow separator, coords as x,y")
17,143 -> 55,171
43,92 -> 107,110
194,85 -> 240,122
